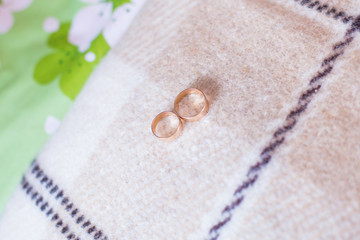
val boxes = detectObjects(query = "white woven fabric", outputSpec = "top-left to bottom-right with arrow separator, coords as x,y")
1,0 -> 360,239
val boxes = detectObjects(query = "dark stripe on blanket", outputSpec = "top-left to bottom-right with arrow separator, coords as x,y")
294,0 -> 355,23
206,13 -> 360,240
29,162 -> 108,240
21,177 -> 81,240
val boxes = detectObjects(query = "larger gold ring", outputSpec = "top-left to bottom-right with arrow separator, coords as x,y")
174,88 -> 209,122
151,111 -> 183,141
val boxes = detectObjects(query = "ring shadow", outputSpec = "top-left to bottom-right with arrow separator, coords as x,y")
188,75 -> 221,108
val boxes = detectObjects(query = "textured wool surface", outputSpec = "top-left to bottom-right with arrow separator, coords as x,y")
0,0 -> 360,239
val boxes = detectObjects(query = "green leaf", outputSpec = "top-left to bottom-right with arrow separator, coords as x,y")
59,34 -> 110,100
110,0 -> 131,10
89,33 -> 111,62
33,53 -> 66,84
59,59 -> 92,100
48,23 -> 72,49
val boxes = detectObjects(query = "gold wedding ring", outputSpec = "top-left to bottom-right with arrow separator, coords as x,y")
151,111 -> 183,141
174,88 -> 209,122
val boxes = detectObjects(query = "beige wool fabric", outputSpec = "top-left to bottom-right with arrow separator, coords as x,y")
1,0 -> 360,239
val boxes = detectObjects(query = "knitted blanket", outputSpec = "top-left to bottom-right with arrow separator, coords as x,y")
1,0 -> 359,239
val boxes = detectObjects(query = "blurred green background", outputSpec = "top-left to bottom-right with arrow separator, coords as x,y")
0,0 -> 81,213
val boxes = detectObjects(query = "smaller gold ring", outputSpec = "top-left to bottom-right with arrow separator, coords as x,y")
174,88 -> 209,122
151,111 -> 183,141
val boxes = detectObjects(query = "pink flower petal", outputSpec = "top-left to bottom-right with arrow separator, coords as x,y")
80,0 -> 102,4
68,2 -> 112,52
3,0 -> 33,12
0,7 -> 14,34
103,0 -> 146,48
